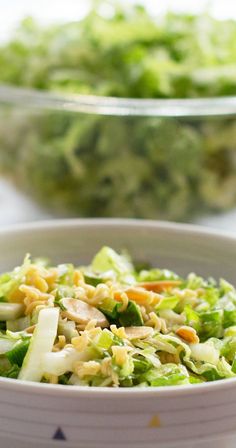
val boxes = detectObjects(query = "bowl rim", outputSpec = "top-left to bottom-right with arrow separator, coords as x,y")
1,84 -> 236,118
0,217 -> 236,397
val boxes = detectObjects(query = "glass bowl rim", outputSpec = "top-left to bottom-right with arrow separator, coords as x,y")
1,84 -> 236,118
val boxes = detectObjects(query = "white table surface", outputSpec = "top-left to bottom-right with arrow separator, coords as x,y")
0,179 -> 51,226
0,178 -> 235,233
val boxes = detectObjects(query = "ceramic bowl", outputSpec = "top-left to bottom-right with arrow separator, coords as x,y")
0,219 -> 236,448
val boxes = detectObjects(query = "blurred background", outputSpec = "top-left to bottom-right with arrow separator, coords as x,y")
0,0 -> 236,230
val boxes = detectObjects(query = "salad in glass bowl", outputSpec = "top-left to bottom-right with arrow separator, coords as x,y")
0,2 -> 236,220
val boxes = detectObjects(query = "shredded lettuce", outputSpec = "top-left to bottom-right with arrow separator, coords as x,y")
138,269 -> 180,282
91,246 -> 135,283
0,335 -> 16,354
156,296 -> 179,311
190,340 -> 220,365
143,364 -> 190,387
0,255 -> 31,302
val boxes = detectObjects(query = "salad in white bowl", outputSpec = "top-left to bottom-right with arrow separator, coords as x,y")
0,219 -> 236,448
1,245 -> 236,388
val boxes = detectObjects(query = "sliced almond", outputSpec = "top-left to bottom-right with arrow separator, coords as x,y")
114,287 -> 160,305
138,280 -> 182,293
25,325 -> 36,334
61,298 -> 108,328
124,326 -> 154,340
176,325 -> 199,344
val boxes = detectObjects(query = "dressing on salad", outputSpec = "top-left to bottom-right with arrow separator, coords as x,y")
0,247 -> 236,387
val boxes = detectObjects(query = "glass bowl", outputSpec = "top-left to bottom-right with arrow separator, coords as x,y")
0,85 -> 236,221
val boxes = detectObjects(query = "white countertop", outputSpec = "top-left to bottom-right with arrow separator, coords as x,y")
0,179 -> 51,226
0,178 -> 236,233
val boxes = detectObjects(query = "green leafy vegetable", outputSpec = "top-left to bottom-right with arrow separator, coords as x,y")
118,301 -> 144,327
6,339 -> 30,367
199,310 -> 223,340
144,364 -> 189,387
99,297 -> 122,321
84,273 -> 105,287
0,364 -> 20,379
156,296 -> 179,311
223,309 -> 236,329
0,255 -> 31,301
92,246 -> 134,283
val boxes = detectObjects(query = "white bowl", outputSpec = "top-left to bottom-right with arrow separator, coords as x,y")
0,218 -> 236,448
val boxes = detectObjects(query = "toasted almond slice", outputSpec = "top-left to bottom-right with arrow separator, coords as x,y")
176,325 -> 199,344
124,326 -> 154,340
138,281 -> 182,293
25,325 -> 36,334
61,298 -> 108,328
114,287 -> 160,305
